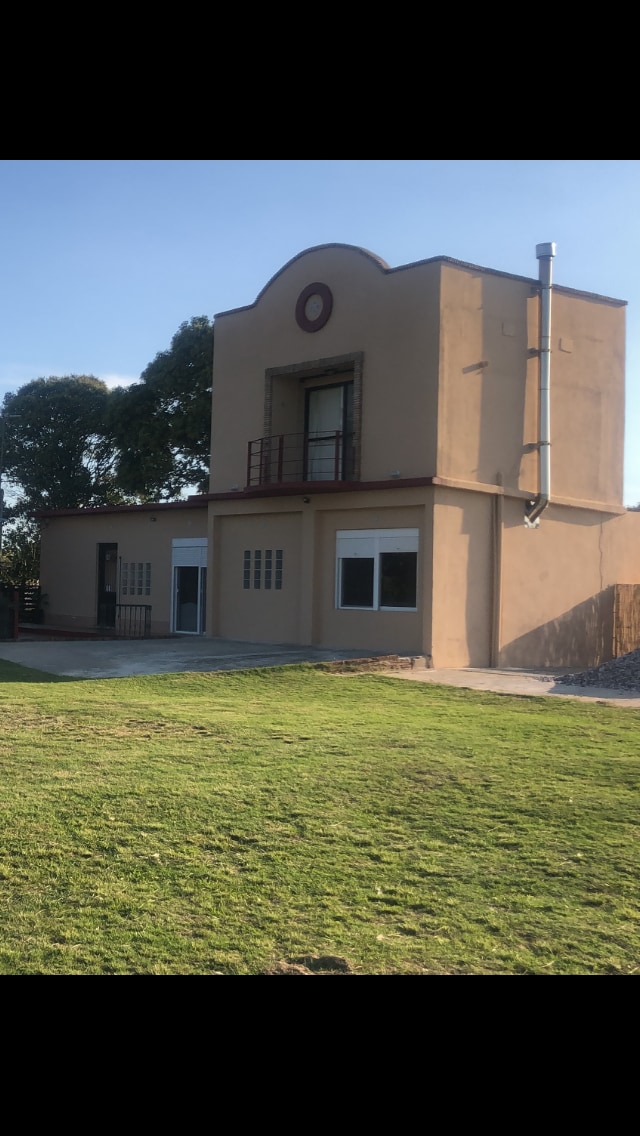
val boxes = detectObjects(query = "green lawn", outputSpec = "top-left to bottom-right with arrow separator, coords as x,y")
0,660 -> 638,974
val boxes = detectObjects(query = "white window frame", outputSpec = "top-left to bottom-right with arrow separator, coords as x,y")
335,529 -> 419,612
171,539 -> 208,635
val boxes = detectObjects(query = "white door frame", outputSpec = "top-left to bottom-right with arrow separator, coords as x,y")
171,539 -> 208,635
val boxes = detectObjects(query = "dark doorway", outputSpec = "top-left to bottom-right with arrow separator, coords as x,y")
98,543 -> 118,628
174,565 -> 207,634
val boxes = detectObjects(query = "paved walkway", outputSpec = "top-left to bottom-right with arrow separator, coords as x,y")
0,636 -> 386,681
0,637 -> 637,706
377,665 -> 640,708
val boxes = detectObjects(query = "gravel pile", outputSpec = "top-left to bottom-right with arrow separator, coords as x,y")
557,648 -> 640,691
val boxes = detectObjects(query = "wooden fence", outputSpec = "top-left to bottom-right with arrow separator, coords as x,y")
613,585 -> 640,659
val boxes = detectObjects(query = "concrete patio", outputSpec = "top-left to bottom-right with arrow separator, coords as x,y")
1,634 -> 639,706
0,636 -> 388,680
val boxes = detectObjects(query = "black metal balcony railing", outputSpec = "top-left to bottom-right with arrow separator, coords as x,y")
247,431 -> 355,488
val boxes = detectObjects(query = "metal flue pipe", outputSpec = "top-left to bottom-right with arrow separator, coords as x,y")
526,242 -> 557,527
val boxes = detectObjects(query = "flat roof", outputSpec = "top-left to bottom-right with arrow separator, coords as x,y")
36,498 -> 208,519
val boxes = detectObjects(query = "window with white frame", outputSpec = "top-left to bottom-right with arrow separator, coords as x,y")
336,530 -> 419,611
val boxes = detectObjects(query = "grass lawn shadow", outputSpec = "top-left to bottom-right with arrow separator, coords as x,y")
0,660 -> 81,684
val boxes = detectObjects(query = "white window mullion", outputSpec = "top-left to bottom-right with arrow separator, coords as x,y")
372,554 -> 381,611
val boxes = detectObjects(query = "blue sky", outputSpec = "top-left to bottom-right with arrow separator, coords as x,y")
1,159 -> 639,502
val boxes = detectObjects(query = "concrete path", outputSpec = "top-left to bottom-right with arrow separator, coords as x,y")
0,636 -> 386,680
377,665 -> 640,708
0,637 -> 638,706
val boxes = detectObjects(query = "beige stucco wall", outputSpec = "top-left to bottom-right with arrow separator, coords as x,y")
315,503 -> 427,655
212,248 -> 625,510
431,487 -> 495,668
38,492 -> 640,666
606,510 -> 640,581
204,487 -> 639,669
498,501 -> 640,668
40,507 -> 207,636
207,488 -> 433,656
211,511 -> 302,643
550,293 -> 625,506
431,492 -> 640,671
438,267 -> 539,496
210,246 -> 441,492
438,264 -> 626,507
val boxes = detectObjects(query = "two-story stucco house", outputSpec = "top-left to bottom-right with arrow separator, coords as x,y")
39,242 -> 640,669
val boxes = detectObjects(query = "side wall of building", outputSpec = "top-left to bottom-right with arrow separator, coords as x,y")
40,508 -> 207,636
207,488 -> 432,656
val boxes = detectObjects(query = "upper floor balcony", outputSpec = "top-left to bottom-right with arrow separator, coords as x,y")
247,430 -> 355,488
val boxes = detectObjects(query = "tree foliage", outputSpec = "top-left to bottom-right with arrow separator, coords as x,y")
0,519 -> 40,586
1,376 -> 123,512
0,316 -> 215,590
110,317 -> 213,499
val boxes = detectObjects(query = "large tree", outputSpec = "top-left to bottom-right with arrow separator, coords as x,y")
1,375 -> 123,512
110,316 -> 213,500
